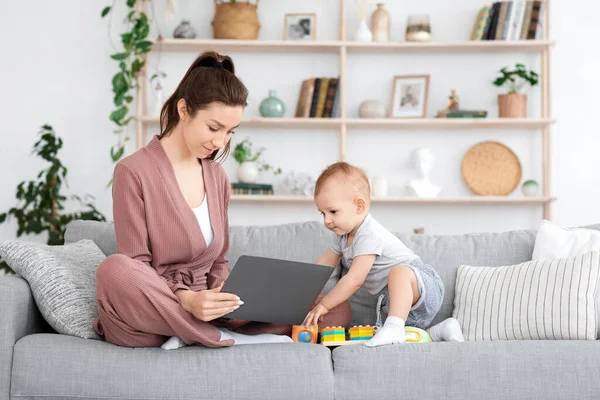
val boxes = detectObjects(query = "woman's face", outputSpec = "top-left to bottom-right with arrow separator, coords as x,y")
178,100 -> 243,159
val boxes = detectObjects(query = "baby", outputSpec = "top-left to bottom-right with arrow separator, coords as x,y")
304,162 -> 464,346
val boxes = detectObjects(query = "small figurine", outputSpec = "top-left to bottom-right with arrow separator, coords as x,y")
448,89 -> 460,110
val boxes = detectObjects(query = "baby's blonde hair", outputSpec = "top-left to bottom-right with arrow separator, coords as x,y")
314,162 -> 371,202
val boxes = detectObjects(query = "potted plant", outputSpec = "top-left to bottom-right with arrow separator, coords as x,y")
233,138 -> 281,183
0,125 -> 106,274
493,63 -> 539,118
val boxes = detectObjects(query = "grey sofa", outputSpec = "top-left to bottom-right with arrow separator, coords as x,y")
2,219 -> 600,400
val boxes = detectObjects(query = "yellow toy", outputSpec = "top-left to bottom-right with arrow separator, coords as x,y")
320,326 -> 346,343
348,325 -> 374,341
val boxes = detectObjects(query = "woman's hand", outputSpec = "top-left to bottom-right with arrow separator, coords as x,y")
176,283 -> 243,322
303,303 -> 329,327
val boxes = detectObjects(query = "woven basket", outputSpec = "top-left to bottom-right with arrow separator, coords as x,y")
461,141 -> 522,196
212,1 -> 260,40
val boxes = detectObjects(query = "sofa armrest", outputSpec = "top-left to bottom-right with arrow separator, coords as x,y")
0,275 -> 49,400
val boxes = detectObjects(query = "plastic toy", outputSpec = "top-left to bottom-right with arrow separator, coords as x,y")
348,325 -> 375,341
405,326 -> 432,343
292,324 -> 318,344
320,326 -> 346,343
319,325 -> 432,346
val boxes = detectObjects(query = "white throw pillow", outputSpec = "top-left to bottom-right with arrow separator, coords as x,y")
532,220 -> 600,261
452,251 -> 600,341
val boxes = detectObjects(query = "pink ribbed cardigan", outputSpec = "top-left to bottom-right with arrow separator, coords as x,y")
112,135 -> 230,293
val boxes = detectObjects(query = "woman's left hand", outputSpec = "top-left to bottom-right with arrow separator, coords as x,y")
303,303 -> 329,326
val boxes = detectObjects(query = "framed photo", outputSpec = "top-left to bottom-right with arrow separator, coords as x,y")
389,75 -> 430,118
284,13 -> 317,41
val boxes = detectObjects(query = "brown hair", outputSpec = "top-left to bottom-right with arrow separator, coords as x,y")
314,162 -> 371,201
158,51 -> 249,161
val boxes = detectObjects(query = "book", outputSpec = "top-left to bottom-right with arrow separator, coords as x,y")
231,182 -> 274,195
445,110 -> 488,118
295,78 -> 316,118
471,6 -> 491,41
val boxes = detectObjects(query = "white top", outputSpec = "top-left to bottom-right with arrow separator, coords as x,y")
192,195 -> 214,246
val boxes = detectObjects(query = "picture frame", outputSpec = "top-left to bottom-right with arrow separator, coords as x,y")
389,75 -> 430,118
283,13 -> 317,41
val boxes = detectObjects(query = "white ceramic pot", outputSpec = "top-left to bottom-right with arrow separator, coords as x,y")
354,19 -> 373,42
238,161 -> 259,183
371,176 -> 389,197
358,100 -> 386,118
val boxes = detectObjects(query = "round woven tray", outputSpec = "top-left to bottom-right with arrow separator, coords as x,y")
461,141 -> 522,196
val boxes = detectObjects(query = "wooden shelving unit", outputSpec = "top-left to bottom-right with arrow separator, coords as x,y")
137,0 -> 554,217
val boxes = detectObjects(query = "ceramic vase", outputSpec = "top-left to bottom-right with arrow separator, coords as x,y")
173,20 -> 197,39
521,179 -> 540,197
370,3 -> 390,42
354,18 -> 373,42
259,89 -> 285,118
238,162 -> 259,183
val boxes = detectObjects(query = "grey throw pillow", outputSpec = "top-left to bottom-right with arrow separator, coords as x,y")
0,239 -> 106,340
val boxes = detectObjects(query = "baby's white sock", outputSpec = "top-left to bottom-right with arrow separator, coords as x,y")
365,316 -> 406,347
428,318 -> 464,342
219,328 -> 294,345
161,336 -> 187,350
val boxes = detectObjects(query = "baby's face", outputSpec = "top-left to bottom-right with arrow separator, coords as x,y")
314,181 -> 363,236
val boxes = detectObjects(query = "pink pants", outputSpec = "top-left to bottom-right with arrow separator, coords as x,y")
94,254 -> 352,348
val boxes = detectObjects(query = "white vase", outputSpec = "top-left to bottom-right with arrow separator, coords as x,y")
371,176 -> 389,197
238,162 -> 259,183
354,19 -> 373,42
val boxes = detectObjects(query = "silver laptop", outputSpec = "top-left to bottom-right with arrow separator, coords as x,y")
221,255 -> 334,325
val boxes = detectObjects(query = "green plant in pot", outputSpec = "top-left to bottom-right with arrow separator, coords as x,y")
233,138 -> 281,183
0,125 -> 107,275
493,63 -> 539,118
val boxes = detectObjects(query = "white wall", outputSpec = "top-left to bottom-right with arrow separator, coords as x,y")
0,0 -> 598,244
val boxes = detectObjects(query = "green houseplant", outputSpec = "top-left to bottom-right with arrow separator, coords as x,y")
233,138 -> 281,183
493,63 -> 539,118
0,125 -> 107,274
101,1 -> 153,167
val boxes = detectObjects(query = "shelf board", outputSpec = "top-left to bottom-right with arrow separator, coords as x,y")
139,116 -> 554,129
152,39 -> 341,53
231,195 -> 556,204
151,39 -> 555,54
345,40 -> 556,53
346,118 -> 555,129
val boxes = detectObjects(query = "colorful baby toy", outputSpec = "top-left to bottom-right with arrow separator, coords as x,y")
292,324 -> 319,344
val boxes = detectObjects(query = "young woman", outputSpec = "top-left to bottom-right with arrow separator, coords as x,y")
93,51 -> 352,349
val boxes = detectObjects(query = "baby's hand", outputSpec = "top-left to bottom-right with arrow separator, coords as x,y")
303,303 -> 330,327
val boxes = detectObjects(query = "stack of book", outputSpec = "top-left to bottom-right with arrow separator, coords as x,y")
436,110 -> 488,118
231,182 -> 274,195
295,77 -> 340,118
470,1 -> 545,41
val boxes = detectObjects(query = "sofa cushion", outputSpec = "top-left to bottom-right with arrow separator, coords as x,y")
64,220 -> 117,256
332,341 -> 600,399
12,334 -> 335,400
453,251 -> 600,341
0,239 -> 105,340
